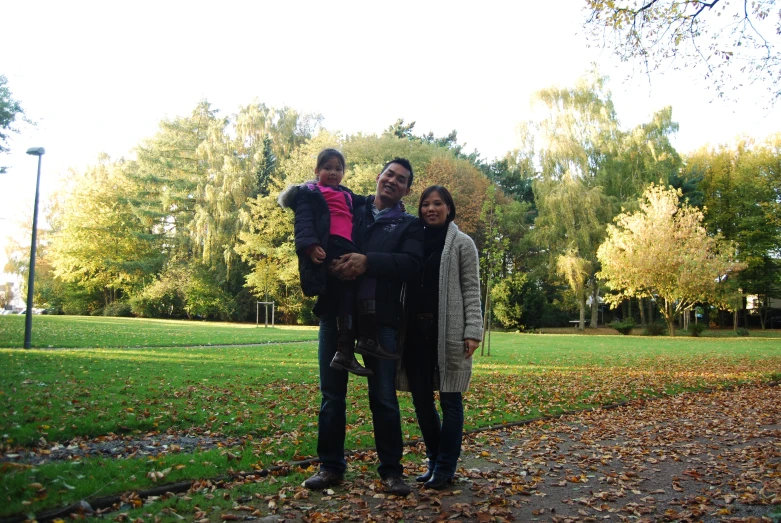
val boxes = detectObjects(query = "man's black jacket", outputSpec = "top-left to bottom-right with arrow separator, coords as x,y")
330,195 -> 424,329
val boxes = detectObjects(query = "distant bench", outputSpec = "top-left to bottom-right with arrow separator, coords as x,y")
569,320 -> 580,327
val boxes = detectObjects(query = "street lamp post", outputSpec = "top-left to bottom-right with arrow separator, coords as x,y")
23,147 -> 45,349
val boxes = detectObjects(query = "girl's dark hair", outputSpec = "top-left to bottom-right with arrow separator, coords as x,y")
418,185 -> 456,223
315,148 -> 346,171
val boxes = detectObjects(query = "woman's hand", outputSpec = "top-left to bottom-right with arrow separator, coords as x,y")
464,338 -> 480,359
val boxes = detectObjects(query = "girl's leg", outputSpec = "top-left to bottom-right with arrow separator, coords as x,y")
331,280 -> 372,376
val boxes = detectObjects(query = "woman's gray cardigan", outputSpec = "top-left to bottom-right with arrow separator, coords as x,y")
398,221 -> 483,393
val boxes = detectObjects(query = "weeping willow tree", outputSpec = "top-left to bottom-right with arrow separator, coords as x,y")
534,174 -> 612,328
556,248 -> 593,329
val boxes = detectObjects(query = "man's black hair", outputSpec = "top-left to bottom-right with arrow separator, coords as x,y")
381,157 -> 414,187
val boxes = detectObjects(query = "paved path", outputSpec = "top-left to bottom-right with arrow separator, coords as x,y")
265,384 -> 780,522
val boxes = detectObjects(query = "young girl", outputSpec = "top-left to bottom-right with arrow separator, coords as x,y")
278,148 -> 372,376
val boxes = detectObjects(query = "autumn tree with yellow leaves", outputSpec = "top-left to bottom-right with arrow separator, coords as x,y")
597,184 -> 745,336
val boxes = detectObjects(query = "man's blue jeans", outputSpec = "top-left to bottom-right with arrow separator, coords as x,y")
316,315 -> 403,478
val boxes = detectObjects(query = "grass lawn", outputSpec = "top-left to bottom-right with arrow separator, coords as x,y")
1,317 -> 780,520
0,315 -> 318,349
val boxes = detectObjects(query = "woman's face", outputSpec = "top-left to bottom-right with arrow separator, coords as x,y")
420,190 -> 450,227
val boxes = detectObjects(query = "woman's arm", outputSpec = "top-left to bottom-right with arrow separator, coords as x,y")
459,234 -> 484,343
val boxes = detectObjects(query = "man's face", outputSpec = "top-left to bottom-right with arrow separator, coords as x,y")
375,163 -> 411,206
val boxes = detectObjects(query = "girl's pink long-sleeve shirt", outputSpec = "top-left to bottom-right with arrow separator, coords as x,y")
318,183 -> 353,241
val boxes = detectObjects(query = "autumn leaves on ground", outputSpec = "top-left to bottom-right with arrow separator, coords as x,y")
1,316 -> 780,522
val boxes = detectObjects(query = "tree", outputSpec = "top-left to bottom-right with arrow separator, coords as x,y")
48,155 -> 165,306
530,73 -> 622,328
597,184 -> 746,336
533,72 -> 621,186
584,0 -> 781,102
236,132 -> 341,323
534,175 -> 614,329
687,135 -> 781,328
416,156 -> 490,237
486,125 -> 538,205
0,74 -> 26,172
383,118 -> 484,167
612,106 -> 683,201
491,272 -> 546,331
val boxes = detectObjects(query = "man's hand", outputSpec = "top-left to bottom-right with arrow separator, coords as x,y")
307,245 -> 326,265
331,253 -> 368,280
464,338 -> 480,359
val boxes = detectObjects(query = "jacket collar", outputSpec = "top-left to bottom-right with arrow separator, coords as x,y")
367,195 -> 405,220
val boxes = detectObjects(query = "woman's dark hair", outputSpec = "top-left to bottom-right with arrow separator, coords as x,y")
418,185 -> 456,223
315,148 -> 346,171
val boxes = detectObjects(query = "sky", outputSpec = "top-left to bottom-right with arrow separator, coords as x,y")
2,0 -> 780,282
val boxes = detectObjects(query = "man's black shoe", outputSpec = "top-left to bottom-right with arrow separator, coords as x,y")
355,337 -> 399,360
381,475 -> 411,496
303,470 -> 343,490
424,474 -> 454,490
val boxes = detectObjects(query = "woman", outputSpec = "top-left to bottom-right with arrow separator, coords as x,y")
399,185 -> 483,490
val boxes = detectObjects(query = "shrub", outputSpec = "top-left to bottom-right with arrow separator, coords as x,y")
490,273 -> 546,331
90,308 -> 104,316
688,323 -> 706,337
131,273 -> 186,318
735,327 -> 750,337
611,318 -> 636,335
103,301 -> 133,317
644,321 -> 667,336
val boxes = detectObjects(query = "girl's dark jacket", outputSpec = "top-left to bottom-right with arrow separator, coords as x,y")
279,185 -> 423,328
278,182 -> 364,297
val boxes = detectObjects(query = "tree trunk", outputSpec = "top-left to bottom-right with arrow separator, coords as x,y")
733,309 -> 738,331
666,300 -> 676,336
579,294 -> 587,330
628,298 -> 633,322
648,298 -> 654,324
639,297 -> 646,327
589,279 -> 599,328
481,284 -> 491,356
487,307 -> 492,356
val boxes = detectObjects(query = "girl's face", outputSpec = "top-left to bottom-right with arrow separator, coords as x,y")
316,156 -> 344,187
420,191 -> 450,227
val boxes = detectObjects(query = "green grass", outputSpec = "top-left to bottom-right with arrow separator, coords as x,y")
1,319 -> 780,520
0,315 -> 318,348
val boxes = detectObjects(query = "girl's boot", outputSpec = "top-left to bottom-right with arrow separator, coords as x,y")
330,315 -> 373,376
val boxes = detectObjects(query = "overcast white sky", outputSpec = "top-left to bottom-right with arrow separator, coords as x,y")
2,0 -> 780,278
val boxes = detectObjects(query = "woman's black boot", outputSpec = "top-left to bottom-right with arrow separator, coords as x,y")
424,474 -> 454,490
415,462 -> 434,483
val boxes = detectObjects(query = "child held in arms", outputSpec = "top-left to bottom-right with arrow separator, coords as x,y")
278,148 -> 376,376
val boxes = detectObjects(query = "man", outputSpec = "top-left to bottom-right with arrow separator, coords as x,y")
304,158 -> 423,496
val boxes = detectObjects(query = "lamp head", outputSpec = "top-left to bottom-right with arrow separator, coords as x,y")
26,147 -> 45,156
